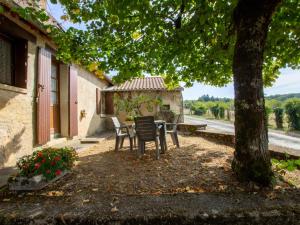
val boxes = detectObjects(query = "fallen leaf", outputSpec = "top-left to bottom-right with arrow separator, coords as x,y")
111,206 -> 118,212
2,198 -> 10,202
266,192 -> 277,200
82,199 -> 90,203
92,188 -> 98,192
47,191 -> 64,196
185,186 -> 191,191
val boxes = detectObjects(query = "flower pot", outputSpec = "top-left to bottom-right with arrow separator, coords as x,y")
8,170 -> 69,191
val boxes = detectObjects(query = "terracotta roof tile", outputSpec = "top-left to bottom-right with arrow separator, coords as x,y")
104,76 -> 183,92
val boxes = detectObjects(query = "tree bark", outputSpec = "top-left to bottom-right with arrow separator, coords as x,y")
232,0 -> 281,185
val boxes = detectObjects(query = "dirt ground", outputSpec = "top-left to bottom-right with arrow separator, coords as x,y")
26,134 -> 299,197
0,135 -> 299,225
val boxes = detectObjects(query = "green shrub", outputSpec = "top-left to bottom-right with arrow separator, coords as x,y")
273,107 -> 284,129
285,98 -> 300,131
16,147 -> 78,180
265,105 -> 272,125
272,158 -> 300,172
219,106 -> 225,119
210,105 -> 220,119
157,110 -> 175,122
194,106 -> 207,116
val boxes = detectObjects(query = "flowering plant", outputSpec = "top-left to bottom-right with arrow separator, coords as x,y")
16,147 -> 78,180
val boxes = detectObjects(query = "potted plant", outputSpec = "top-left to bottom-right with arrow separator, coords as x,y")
8,147 -> 78,191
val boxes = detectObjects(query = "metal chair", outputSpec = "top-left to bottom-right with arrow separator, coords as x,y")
134,116 -> 160,160
111,117 -> 135,151
166,114 -> 180,148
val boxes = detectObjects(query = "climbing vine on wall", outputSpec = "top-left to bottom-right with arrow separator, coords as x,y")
113,94 -> 162,120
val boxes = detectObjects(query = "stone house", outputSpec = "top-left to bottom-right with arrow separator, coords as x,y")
102,77 -> 184,123
0,0 -> 113,167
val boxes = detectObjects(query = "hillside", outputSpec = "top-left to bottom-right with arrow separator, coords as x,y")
265,93 -> 300,101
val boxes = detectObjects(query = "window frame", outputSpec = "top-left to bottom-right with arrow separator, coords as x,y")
0,32 -> 27,89
0,33 -> 15,86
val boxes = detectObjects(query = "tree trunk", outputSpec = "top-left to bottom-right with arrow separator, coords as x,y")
232,0 -> 281,185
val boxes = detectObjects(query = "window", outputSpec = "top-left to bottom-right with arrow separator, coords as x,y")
0,36 -> 13,85
161,104 -> 170,110
0,34 -> 27,88
51,61 -> 59,105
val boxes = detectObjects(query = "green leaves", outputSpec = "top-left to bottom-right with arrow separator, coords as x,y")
16,0 -> 299,87
0,5 -> 4,14
272,158 -> 300,172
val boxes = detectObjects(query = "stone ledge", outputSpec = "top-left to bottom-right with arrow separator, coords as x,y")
0,192 -> 299,225
0,83 -> 27,94
178,124 -> 299,159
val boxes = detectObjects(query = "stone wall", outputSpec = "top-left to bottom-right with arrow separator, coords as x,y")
115,91 -> 184,123
0,11 -> 109,168
0,33 -> 45,168
76,66 -> 109,137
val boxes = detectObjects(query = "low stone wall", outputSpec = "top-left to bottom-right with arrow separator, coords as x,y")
178,123 -> 299,159
178,123 -> 234,147
0,192 -> 299,225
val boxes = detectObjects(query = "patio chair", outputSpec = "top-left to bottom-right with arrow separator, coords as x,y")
111,117 -> 136,151
134,116 -> 160,160
166,114 -> 180,148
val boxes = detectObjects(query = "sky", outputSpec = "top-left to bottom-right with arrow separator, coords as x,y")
47,2 -> 300,100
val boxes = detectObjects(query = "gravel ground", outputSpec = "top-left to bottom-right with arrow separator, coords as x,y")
0,134 -> 299,224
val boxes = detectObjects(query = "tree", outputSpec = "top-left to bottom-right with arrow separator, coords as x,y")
19,0 -> 299,185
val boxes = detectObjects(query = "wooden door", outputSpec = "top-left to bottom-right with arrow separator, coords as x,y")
37,47 -> 51,145
105,92 -> 114,114
50,60 -> 60,136
69,66 -> 78,137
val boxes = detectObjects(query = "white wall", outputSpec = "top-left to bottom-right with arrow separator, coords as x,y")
76,66 -> 110,137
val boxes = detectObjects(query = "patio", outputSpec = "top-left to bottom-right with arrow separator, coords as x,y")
1,134 -> 300,225
11,133 -> 296,196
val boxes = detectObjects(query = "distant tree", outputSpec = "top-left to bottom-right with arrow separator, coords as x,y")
273,107 -> 284,129
285,99 -> 300,131
266,93 -> 300,102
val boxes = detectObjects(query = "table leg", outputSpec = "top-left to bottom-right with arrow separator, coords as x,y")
160,125 -> 167,154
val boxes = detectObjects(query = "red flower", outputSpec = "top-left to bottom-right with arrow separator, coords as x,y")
34,163 -> 41,169
41,158 -> 46,163
51,161 -> 56,166
54,156 -> 61,161
37,152 -> 43,157
55,170 -> 62,176
46,169 -> 51,174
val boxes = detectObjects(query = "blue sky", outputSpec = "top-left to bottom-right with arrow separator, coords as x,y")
47,2 -> 300,100
183,68 -> 300,99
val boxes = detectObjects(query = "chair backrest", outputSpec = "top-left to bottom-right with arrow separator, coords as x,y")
171,114 -> 181,132
134,116 -> 156,141
111,117 -> 121,134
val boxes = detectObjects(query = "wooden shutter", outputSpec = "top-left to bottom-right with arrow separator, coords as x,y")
69,66 -> 78,137
105,92 -> 114,114
96,88 -> 101,115
37,47 -> 51,145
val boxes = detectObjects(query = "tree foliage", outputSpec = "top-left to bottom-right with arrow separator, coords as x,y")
15,0 -> 299,86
